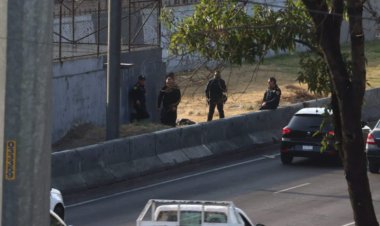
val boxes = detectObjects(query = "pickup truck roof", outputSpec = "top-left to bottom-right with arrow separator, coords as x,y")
137,199 -> 261,226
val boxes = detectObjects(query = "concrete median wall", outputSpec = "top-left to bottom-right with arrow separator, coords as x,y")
52,88 -> 380,193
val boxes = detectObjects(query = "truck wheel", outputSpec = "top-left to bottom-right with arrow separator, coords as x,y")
369,162 -> 379,174
281,153 -> 293,165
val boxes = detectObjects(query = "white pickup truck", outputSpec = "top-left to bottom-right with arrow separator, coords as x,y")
137,199 -> 265,226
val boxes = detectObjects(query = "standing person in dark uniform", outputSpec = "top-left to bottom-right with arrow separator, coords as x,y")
129,75 -> 149,121
259,77 -> 281,110
157,76 -> 181,127
205,70 -> 227,121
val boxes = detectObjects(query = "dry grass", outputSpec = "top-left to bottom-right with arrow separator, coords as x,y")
176,63 -> 325,123
53,122 -> 171,151
53,40 -> 380,151
54,63 -> 325,151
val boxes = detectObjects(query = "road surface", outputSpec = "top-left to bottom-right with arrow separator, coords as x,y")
64,145 -> 380,226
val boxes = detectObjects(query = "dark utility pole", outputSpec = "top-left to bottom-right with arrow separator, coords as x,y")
106,0 -> 122,140
1,0 -> 53,225
0,0 -> 6,220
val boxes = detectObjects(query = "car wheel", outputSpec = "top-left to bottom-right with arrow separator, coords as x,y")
369,162 -> 379,174
281,153 -> 293,165
54,204 -> 65,220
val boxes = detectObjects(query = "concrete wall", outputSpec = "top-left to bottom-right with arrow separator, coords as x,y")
53,58 -> 106,142
52,48 -> 166,142
51,88 -> 380,193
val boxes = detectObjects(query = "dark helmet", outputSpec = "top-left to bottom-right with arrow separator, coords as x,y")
138,75 -> 146,81
214,70 -> 221,78
166,72 -> 175,79
269,77 -> 277,84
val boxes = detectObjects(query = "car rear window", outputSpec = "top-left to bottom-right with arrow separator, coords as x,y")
288,114 -> 333,131
156,211 -> 227,224
180,211 -> 202,226
157,211 -> 178,221
205,212 -> 227,223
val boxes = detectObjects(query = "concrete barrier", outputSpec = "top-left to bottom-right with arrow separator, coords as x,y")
101,139 -> 131,181
154,127 -> 183,154
52,150 -> 84,192
363,88 -> 380,122
74,145 -> 115,189
130,134 -> 156,159
52,88 -> 380,193
179,124 -> 204,147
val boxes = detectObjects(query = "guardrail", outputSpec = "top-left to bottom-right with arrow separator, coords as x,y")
52,88 -> 380,193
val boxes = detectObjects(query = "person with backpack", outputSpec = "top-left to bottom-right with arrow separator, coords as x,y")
205,70 -> 227,121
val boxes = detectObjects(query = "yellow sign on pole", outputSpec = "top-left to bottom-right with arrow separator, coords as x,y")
5,140 -> 16,180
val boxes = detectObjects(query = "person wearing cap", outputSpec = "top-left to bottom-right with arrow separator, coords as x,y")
259,77 -> 281,110
129,75 -> 149,121
157,76 -> 181,127
205,70 -> 227,121
166,72 -> 175,80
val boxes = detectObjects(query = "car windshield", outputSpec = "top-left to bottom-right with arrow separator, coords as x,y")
288,114 -> 333,131
376,120 -> 380,129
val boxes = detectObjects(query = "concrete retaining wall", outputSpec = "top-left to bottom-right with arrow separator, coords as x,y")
52,88 -> 380,193
52,48 -> 166,142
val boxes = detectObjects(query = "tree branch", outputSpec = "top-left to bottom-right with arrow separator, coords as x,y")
294,39 -> 323,57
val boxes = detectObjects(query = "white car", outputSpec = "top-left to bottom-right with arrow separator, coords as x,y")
50,188 -> 65,220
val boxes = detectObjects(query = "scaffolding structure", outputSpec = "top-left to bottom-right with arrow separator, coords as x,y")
53,0 -> 161,61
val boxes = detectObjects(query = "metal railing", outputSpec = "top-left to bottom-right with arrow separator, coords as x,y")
53,0 -> 161,61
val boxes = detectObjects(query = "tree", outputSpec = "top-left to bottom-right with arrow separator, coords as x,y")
163,0 -> 379,225
302,1 -> 378,225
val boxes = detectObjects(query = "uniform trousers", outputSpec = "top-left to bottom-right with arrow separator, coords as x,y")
207,101 -> 224,121
161,107 -> 177,127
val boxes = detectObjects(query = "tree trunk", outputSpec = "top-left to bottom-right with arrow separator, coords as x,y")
302,0 -> 379,225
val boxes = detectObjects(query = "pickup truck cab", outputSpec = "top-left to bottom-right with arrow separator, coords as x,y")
137,199 -> 264,226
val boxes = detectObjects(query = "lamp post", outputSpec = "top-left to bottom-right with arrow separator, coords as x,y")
104,62 -> 134,140
106,0 -> 122,140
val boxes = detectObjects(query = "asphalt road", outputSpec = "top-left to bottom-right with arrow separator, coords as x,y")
64,145 -> 380,226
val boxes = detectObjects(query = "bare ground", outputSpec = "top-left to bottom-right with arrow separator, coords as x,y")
53,63 -> 327,152
52,41 -> 380,151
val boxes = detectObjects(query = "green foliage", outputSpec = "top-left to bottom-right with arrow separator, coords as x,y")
308,108 -> 337,153
165,0 -> 318,65
297,52 -> 331,95
160,7 -> 176,31
168,0 -> 267,64
162,0 -> 353,94
297,51 -> 353,95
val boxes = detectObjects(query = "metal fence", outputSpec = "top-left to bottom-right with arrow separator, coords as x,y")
53,0 -> 161,61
